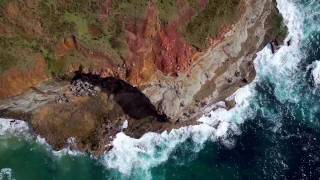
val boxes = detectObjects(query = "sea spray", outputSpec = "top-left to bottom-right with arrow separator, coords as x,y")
0,118 -> 83,158
254,0 -> 304,104
253,0 -> 320,127
101,0 -> 303,177
102,83 -> 256,177
310,60 -> 320,86
0,168 -> 15,180
36,136 -> 84,157
0,0 -> 306,179
0,119 -> 30,138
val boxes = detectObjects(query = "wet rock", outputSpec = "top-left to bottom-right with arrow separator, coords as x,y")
270,39 -> 281,54
287,39 -> 292,46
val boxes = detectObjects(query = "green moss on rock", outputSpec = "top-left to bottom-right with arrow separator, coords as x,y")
272,11 -> 288,40
182,0 -> 242,50
156,0 -> 177,24
0,36 -> 40,74
0,50 -> 19,74
111,0 -> 149,20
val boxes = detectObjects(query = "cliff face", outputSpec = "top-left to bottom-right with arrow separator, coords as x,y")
0,0 -> 247,95
0,0 -> 287,154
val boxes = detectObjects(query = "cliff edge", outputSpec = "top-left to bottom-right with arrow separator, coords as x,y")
0,0 -> 287,155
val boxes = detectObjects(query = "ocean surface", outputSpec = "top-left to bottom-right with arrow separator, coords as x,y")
1,0 -> 320,179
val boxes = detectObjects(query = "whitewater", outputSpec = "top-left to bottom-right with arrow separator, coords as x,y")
101,0 -> 304,177
2,0 -> 320,179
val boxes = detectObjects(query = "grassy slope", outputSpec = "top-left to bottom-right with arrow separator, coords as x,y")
0,0 -> 286,76
182,0 -> 242,50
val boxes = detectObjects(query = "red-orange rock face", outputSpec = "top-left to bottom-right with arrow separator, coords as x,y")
123,1 -> 200,85
0,0 -> 245,98
124,2 -> 158,85
0,54 -> 48,99
156,21 -> 195,76
0,0 -> 288,155
155,0 -> 195,76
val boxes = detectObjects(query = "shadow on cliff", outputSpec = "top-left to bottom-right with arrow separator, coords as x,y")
72,70 -> 168,122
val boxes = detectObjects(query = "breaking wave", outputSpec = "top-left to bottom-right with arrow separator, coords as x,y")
0,168 -> 15,180
0,118 -> 83,158
0,119 -> 30,138
100,0 -> 304,178
0,0 -> 307,179
102,84 -> 255,177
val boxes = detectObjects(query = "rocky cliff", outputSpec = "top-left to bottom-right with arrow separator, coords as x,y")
0,0 -> 287,155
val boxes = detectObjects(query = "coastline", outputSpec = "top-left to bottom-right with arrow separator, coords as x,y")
2,0 -> 318,178
0,0 -> 287,156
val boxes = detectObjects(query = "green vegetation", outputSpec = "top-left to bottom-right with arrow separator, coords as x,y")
40,48 -> 62,76
0,0 -> 245,76
272,12 -> 288,39
182,0 -> 241,50
0,36 -> 40,74
0,0 -> 43,74
38,0 -> 77,39
64,13 -> 89,40
1,0 -> 203,74
156,0 -> 177,25
187,0 -> 200,12
111,0 -> 149,19
0,48 -> 36,74
35,0 -> 106,75
0,50 -> 19,74
0,0 -> 8,8
37,0 -> 128,73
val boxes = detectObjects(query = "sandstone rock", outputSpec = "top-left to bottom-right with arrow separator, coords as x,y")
0,54 -> 48,99
0,0 -> 288,155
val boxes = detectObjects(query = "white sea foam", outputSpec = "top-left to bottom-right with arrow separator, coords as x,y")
0,118 -> 82,157
0,118 -> 30,137
100,76 -> 261,176
53,137 -> 84,157
256,0 -> 303,73
0,0 -> 304,178
302,0 -> 320,35
103,126 -> 220,177
52,146 -> 83,157
102,83 -> 256,176
0,168 -> 15,180
101,0 -> 303,177
254,0 -> 304,104
36,136 -> 83,157
121,120 -> 128,130
311,61 -> 320,85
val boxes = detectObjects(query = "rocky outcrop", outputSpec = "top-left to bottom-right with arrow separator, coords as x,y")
142,0 -> 287,122
0,54 -> 48,98
0,0 -> 287,155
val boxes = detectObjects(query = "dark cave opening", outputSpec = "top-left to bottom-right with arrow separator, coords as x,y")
72,70 -> 168,123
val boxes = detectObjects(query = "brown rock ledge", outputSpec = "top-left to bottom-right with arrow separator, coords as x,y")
0,0 -> 287,155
